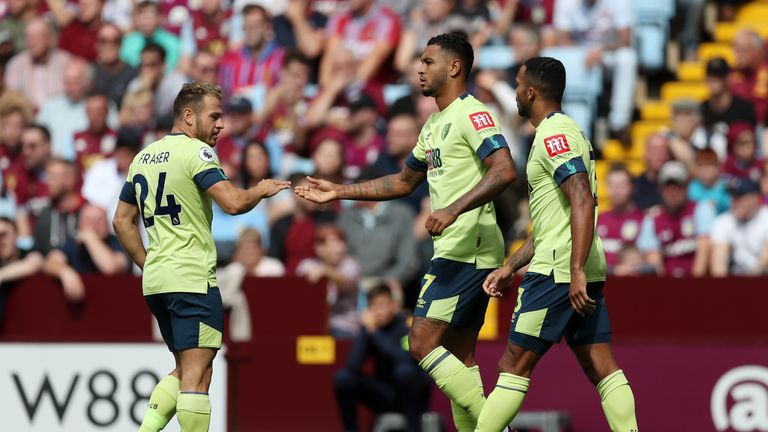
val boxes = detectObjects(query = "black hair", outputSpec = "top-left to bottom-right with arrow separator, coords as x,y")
367,283 -> 393,303
283,49 -> 311,68
141,42 -> 167,63
522,57 -> 566,103
243,4 -> 269,19
172,82 -> 222,120
427,32 -> 474,81
241,141 -> 273,187
84,90 -> 110,100
25,124 -> 51,143
115,127 -> 143,153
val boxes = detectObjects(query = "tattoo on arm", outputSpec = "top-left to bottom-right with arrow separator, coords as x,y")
340,167 -> 425,200
506,235 -> 534,272
560,173 -> 595,271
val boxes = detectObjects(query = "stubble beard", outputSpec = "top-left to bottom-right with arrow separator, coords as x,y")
421,71 -> 447,98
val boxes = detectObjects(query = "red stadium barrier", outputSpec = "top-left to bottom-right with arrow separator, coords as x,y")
2,275 -> 767,431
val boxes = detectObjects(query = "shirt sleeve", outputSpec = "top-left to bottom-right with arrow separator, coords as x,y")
636,215 -> 660,252
535,129 -> 588,187
460,106 -> 509,161
406,127 -> 429,172
694,201 -> 716,236
612,0 -> 635,29
187,143 -> 228,191
710,214 -> 733,244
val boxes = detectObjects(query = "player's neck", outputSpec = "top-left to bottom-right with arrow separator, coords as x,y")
530,102 -> 562,128
171,125 -> 193,138
435,84 -> 468,111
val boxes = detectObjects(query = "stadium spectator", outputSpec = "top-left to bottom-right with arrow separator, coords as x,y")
688,149 -> 730,215
306,47 -> 363,130
632,133 -> 671,209
269,173 -> 336,274
73,92 -> 115,175
0,105 -> 29,172
92,23 -> 137,109
118,87 -> 154,132
53,0 -> 104,61
312,135 -> 346,184
274,0 -> 327,59
5,17 -> 72,109
340,93 -> 385,180
0,0 -> 37,55
338,168 -> 419,299
211,142 -> 273,263
319,0 -> 400,89
394,0 -> 469,74
218,4 -> 285,99
701,57 -> 756,145
256,50 -> 313,174
32,158 -> 83,256
553,0 -> 636,141
637,161 -> 715,277
666,99 -> 710,170
453,0 -> 493,47
676,0 -> 706,60
296,224 -> 361,338
36,58 -> 94,160
216,96 -> 256,180
0,63 -> 33,118
729,29 -> 768,124
495,0 -> 555,37
710,177 -> 768,276
81,127 -> 141,227
120,0 -> 181,72
226,227 -> 285,277
387,53 -> 425,120
611,244 -> 655,276
371,113 -> 429,213
188,51 -> 220,85
723,121 -> 764,182
179,0 -> 231,69
43,203 -> 128,301
125,43 -> 187,118
7,124 -> 52,246
333,283 -> 430,432
597,164 -> 644,271
0,217 -> 43,328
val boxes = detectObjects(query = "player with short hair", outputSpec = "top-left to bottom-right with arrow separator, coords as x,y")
113,82 -> 289,432
296,33 -> 517,431
475,57 -> 638,431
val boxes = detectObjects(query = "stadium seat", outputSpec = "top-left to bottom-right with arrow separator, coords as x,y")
602,139 -> 644,160
627,159 -> 647,176
677,61 -> 705,81
383,84 -> 412,106
713,22 -> 768,42
660,81 -> 709,102
631,0 -> 675,70
698,42 -> 735,64
631,120 -> 669,149
641,100 -> 672,121
562,100 -> 595,138
477,45 -> 516,70
735,2 -> 768,23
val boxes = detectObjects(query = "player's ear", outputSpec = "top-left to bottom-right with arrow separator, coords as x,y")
450,58 -> 462,79
183,106 -> 195,127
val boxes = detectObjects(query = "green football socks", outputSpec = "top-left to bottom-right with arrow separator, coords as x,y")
598,370 -> 638,432
176,392 -> 211,432
139,375 -> 179,432
474,373 -> 530,432
451,365 -> 484,431
419,347 -> 486,421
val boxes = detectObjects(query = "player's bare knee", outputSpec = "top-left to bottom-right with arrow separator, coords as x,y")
408,332 -> 436,362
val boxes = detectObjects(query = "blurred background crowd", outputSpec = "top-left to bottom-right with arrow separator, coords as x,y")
0,0 -> 768,340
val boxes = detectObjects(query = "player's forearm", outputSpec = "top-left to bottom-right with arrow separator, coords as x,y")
114,225 -> 146,270
569,197 -> 595,272
505,235 -> 534,273
445,163 -> 516,217
336,173 -> 413,201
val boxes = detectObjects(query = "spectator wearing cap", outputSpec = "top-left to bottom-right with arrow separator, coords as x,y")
73,92 -> 117,176
81,127 -> 142,228
723,122 -> 764,182
92,23 -> 137,109
666,99 -> 713,170
637,161 -> 716,277
702,57 -> 756,137
219,4 -> 285,99
632,133 -> 671,210
0,216 -> 43,328
216,96 -> 256,181
710,177 -> 768,276
5,17 -> 72,110
553,0 -> 636,141
728,30 -> 768,124
120,0 -> 181,72
0,0 -> 37,55
597,163 -> 644,272
51,0 -> 105,61
688,149 -> 731,215
125,43 -> 188,118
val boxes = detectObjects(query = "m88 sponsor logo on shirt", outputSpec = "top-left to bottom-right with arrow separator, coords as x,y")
425,148 -> 444,178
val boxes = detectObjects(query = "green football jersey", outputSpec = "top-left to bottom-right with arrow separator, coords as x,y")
406,93 -> 509,269
120,133 -> 228,295
526,112 -> 606,283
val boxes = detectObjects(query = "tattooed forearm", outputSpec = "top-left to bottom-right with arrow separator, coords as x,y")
338,168 -> 425,200
505,235 -> 534,272
561,172 -> 595,271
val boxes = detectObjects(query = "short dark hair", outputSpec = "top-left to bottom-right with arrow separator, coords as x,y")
85,90 -> 110,101
427,33 -> 474,80
523,57 -> 566,103
172,82 -> 223,120
25,124 -> 51,143
115,127 -> 143,153
283,49 -> 311,68
141,42 -> 166,62
243,4 -> 269,19
0,216 -> 16,232
367,283 -> 393,303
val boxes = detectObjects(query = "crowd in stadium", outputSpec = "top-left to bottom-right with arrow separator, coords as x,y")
0,0 -> 767,339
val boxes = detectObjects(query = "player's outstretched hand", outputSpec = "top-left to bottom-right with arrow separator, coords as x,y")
483,265 -> 515,298
425,207 -> 458,236
569,268 -> 596,316
294,176 -> 339,203
257,179 -> 292,198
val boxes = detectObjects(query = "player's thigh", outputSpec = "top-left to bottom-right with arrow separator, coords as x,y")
166,286 -> 225,353
507,272 -> 573,357
145,293 -> 177,352
413,258 -> 492,332
442,326 -> 480,366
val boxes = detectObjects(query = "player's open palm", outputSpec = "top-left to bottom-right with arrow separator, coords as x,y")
569,268 -> 596,316
483,265 -> 515,298
257,179 -> 292,198
294,176 -> 339,203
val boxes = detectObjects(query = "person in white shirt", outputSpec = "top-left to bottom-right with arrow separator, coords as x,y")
710,177 -> 768,276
